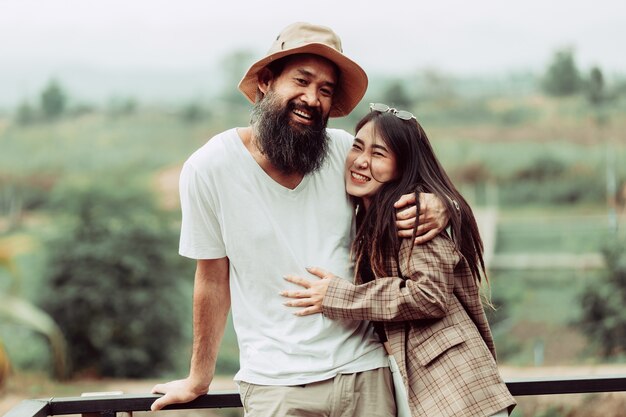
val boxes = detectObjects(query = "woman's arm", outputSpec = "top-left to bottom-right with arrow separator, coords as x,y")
282,237 -> 460,322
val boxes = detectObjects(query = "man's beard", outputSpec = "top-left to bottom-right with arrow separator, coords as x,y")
251,91 -> 329,176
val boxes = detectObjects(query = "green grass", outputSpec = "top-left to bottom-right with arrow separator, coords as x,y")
489,268 -> 601,366
0,112 -> 219,177
495,212 -> 613,253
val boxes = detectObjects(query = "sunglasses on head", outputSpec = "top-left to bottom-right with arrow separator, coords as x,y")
369,103 -> 416,121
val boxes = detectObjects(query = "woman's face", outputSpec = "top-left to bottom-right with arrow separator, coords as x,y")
345,120 -> 398,208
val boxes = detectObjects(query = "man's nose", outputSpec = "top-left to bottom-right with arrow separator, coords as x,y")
301,87 -> 321,107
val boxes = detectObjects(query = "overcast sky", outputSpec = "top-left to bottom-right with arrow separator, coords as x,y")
1,0 -> 625,105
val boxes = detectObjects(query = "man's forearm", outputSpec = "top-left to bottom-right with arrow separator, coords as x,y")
188,258 -> 231,389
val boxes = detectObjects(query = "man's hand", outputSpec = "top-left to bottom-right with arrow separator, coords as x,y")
394,192 -> 450,244
151,377 -> 210,411
281,267 -> 334,316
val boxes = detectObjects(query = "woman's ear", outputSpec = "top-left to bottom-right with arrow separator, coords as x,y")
257,67 -> 273,95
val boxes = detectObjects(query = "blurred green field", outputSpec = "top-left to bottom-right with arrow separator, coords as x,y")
496,210 -> 614,253
1,90 -> 625,380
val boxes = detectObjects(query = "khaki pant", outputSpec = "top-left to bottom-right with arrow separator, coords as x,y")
239,367 -> 395,417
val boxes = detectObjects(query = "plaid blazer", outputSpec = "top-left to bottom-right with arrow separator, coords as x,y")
322,235 -> 516,417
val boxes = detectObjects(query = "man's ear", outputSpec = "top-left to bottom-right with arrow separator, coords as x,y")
257,67 -> 273,95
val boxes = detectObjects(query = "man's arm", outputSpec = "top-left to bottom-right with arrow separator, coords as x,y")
151,257 -> 230,411
395,192 -> 450,244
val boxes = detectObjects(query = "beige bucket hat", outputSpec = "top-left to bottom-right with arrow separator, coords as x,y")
238,22 -> 368,118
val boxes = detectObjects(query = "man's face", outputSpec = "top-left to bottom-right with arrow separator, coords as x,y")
268,55 -> 337,124
252,55 -> 339,176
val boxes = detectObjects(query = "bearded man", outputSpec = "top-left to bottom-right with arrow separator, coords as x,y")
151,22 -> 448,417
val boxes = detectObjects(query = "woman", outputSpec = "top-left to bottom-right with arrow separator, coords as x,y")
281,103 -> 516,417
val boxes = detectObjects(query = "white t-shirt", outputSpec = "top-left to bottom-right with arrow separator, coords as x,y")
179,128 -> 387,385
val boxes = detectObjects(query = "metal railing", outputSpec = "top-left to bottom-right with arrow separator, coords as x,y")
5,374 -> 626,417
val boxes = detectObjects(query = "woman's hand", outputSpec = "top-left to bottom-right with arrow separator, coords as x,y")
394,192 -> 450,244
280,267 -> 335,316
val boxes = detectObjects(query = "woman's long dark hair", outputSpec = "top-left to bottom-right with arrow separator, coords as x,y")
351,110 -> 487,285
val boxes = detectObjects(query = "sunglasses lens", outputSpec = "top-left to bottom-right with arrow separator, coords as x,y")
369,103 -> 415,120
369,103 -> 390,113
395,110 -> 415,120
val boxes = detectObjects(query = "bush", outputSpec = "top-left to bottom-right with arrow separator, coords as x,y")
40,80 -> 67,120
15,101 -> 38,126
541,48 -> 582,97
40,176 -> 189,377
498,159 -> 605,206
579,237 -> 626,357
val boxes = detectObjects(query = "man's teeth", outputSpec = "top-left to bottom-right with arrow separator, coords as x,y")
293,109 -> 311,119
352,172 -> 370,182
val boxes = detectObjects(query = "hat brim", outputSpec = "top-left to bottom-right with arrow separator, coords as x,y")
238,43 -> 367,118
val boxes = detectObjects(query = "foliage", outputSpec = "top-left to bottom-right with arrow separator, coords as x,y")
495,213 -> 611,254
106,97 -> 137,119
489,268 -> 592,366
0,174 -> 57,227
40,176 -> 189,377
0,294 -> 68,378
511,156 -> 566,181
586,66 -> 606,106
498,159 -> 606,206
0,234 -> 68,381
484,288 -> 521,361
541,48 -> 582,96
40,79 -> 67,120
381,80 -> 413,109
15,101 -> 37,126
180,101 -> 209,124
0,112 -> 213,178
1,76 -> 625,375
579,237 -> 626,357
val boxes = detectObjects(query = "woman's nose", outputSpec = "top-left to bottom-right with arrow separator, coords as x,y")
354,155 -> 369,168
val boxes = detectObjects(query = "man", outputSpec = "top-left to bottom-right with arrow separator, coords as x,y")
151,22 -> 447,416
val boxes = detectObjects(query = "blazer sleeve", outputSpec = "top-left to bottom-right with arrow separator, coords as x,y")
321,237 -> 460,322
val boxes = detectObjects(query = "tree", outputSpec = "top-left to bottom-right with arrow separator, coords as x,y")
382,80 -> 413,109
15,100 -> 37,125
180,101 -> 208,124
579,238 -> 626,357
40,79 -> 67,120
541,48 -> 582,96
41,177 -> 189,377
585,66 -> 606,105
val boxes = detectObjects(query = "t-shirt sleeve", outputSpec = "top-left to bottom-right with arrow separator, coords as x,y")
178,160 -> 227,259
